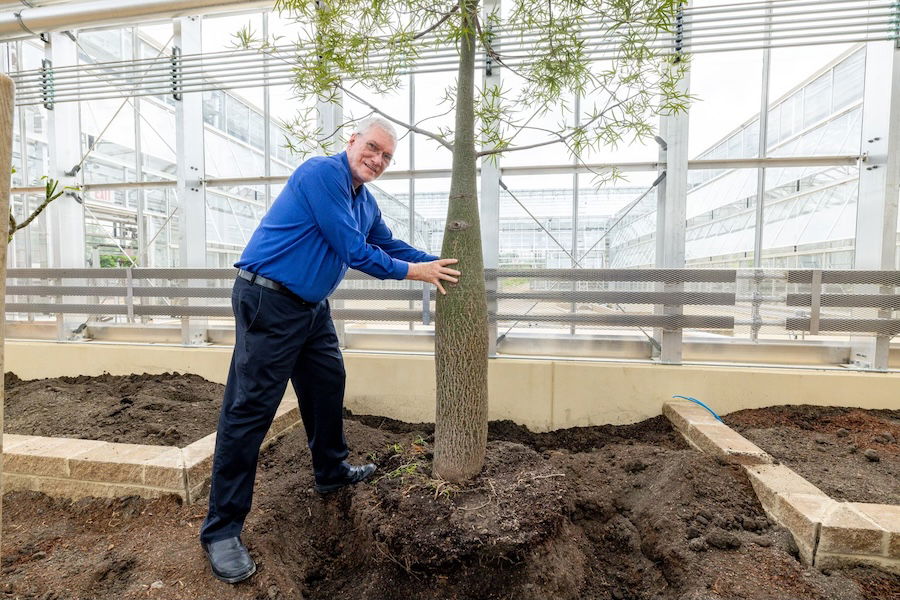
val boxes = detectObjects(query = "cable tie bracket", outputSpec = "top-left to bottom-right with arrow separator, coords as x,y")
40,58 -> 53,110
171,46 -> 182,101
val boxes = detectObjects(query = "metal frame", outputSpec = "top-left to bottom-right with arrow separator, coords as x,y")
174,16 -> 207,344
851,40 -> 900,369
7,266 -> 900,335
1,5 -> 899,374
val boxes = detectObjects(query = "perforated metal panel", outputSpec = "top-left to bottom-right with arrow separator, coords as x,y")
5,267 -> 900,344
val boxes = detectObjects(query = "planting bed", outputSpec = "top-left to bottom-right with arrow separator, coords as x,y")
3,373 -> 899,599
724,406 -> 900,505
4,372 -> 223,447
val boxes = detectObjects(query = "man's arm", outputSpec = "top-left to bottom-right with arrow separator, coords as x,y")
366,209 -> 438,263
302,164 -> 408,280
366,208 -> 459,294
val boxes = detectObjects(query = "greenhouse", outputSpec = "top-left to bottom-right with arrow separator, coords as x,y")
0,1 -> 897,598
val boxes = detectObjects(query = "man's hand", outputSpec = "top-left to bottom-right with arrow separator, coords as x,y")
406,258 -> 460,295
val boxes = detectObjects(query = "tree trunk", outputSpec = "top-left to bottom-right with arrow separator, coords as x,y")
433,0 -> 489,483
0,75 -> 15,546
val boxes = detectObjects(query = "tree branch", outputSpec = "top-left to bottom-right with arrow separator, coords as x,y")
10,179 -> 67,241
410,3 -> 459,41
477,92 -> 637,158
339,84 -> 454,151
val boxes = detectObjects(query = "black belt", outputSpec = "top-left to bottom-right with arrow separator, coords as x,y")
237,269 -> 316,306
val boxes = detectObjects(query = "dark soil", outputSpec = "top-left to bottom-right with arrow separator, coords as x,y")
5,401 -> 899,599
725,406 -> 900,505
4,372 -> 223,446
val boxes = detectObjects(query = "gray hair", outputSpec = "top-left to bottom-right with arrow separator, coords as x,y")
355,116 -> 398,144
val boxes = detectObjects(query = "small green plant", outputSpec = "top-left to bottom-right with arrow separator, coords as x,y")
387,463 -> 419,478
387,442 -> 403,455
8,171 -> 80,242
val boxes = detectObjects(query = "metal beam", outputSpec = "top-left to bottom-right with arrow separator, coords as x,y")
175,16 -> 207,344
481,0 -> 501,356
45,32 -> 86,341
654,7 -> 691,365
753,4 -> 772,267
851,41 -> 900,370
10,155 -> 861,194
0,0 -> 269,41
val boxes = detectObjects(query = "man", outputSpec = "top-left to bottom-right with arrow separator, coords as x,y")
200,117 -> 460,583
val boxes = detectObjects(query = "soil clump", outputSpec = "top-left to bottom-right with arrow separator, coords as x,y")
725,405 -> 900,504
4,372 -> 223,446
5,408 -> 899,599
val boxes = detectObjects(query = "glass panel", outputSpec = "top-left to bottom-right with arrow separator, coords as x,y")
601,172 -> 660,268
689,50 -> 763,159
803,72 -> 832,128
206,184 -> 267,267
686,169 -> 758,267
832,48 -> 865,111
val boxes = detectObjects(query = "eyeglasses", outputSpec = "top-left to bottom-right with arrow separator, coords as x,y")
364,140 -> 395,166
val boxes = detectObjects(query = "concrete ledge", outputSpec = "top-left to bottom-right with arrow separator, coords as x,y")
3,394 -> 299,504
665,401 -> 900,575
7,341 -> 900,433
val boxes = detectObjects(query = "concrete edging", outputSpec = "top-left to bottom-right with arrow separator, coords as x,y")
2,394 -> 299,504
663,400 -> 900,575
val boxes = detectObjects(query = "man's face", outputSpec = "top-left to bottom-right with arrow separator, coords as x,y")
346,126 -> 396,187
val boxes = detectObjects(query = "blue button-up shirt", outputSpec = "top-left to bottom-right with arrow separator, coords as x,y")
236,152 -> 438,302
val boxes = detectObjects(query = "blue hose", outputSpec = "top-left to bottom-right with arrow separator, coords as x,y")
672,395 -> 723,422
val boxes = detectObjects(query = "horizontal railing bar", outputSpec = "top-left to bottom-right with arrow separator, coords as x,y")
491,291 -> 737,305
787,270 -> 900,285
9,269 -> 900,287
7,286 -> 740,306
7,285 -> 234,298
787,293 -> 900,309
786,318 -> 900,335
9,154 -> 862,195
487,268 -> 738,282
493,314 -> 736,328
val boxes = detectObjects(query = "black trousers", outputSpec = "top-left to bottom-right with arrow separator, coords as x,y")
200,276 -> 348,543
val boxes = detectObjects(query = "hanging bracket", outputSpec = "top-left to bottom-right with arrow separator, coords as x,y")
40,58 -> 53,110
171,46 -> 182,101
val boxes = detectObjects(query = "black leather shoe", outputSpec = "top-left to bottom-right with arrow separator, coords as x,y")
201,537 -> 256,584
315,463 -> 377,494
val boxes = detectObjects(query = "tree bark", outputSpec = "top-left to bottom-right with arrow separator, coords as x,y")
433,0 -> 489,483
0,75 -> 15,547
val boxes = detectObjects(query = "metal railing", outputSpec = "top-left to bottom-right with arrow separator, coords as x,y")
5,267 -> 900,367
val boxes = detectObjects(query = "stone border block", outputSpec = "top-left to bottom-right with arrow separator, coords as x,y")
666,404 -> 900,575
814,552 -> 900,576
663,401 -> 772,466
3,472 -> 40,493
183,432 -> 216,495
68,443 -> 174,485
143,448 -> 187,489
36,476 -> 172,501
2,389 -> 302,504
2,434 -> 33,452
4,436 -> 107,478
662,400 -> 720,430
849,503 -> 900,559
819,503 -> 886,556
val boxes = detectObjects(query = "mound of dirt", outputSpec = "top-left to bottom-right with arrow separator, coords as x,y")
6,417 -> 897,600
4,372 -> 223,446
725,405 -> 900,504
3,373 -> 898,600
